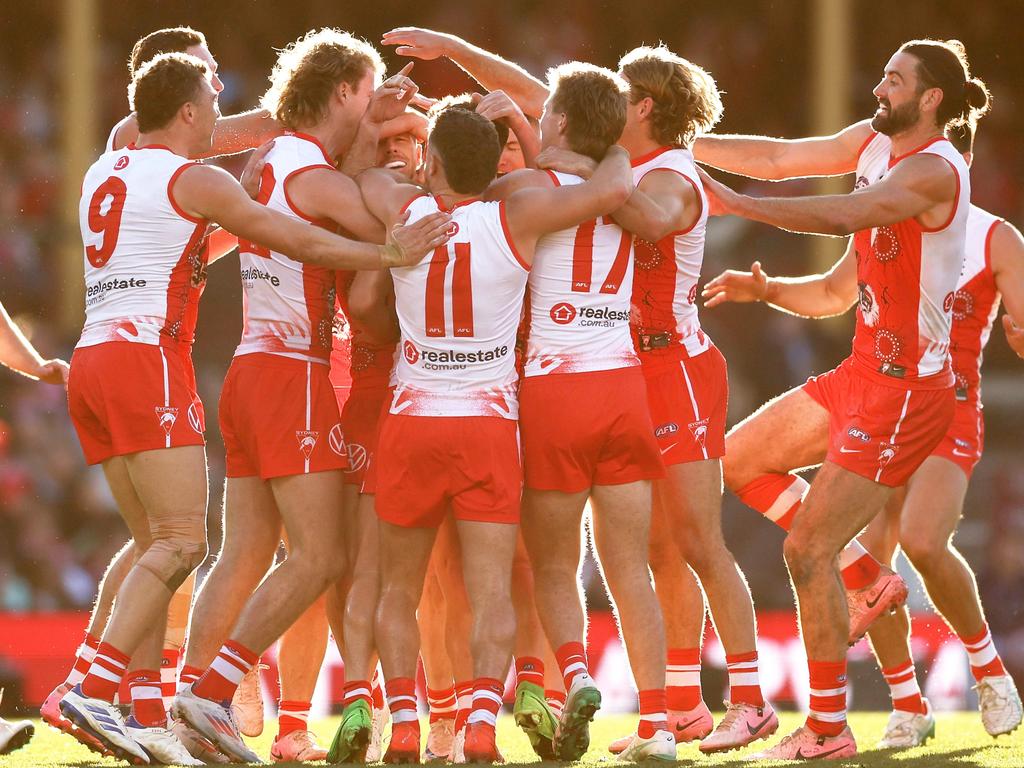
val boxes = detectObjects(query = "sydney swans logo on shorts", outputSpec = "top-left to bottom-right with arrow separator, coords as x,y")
688,418 -> 709,449
296,430 -> 319,459
878,442 -> 899,468
155,406 -> 179,437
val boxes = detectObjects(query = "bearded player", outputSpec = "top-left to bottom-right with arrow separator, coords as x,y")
694,39 -> 989,758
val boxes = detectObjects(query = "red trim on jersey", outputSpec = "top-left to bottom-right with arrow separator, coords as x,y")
451,242 -> 474,337
888,136 -> 947,167
167,162 -> 206,225
543,169 -> 561,186
432,194 -> 480,212
288,132 -> 335,165
983,219 -> 1003,272
399,193 -> 427,214
161,220 -> 208,346
636,167 -> 703,237
918,156 -> 959,233
855,131 -> 879,163
499,200 -> 529,271
630,145 -> 677,168
283,165 -> 339,225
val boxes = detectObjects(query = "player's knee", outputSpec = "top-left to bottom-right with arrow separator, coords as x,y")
137,535 -> 207,591
900,535 -> 947,571
782,534 -> 819,584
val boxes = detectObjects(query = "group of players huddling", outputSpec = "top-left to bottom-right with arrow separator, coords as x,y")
1,20 -> 1022,766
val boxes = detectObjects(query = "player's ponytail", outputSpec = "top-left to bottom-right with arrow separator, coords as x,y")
899,39 -> 991,130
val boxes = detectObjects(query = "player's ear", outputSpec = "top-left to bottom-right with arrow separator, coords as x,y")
637,96 -> 654,121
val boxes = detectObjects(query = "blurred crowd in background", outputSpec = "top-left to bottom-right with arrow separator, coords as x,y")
1,0 -> 1022,681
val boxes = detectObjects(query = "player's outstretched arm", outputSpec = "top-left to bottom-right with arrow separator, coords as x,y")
112,109 -> 282,157
692,120 -> 874,180
381,27 -> 547,118
991,220 -> 1024,359
702,238 -> 858,318
174,165 -> 450,270
698,153 -> 956,237
0,302 -> 69,385
287,168 -> 387,244
505,145 -> 633,250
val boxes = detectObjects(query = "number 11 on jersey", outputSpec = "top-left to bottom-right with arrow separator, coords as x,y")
425,242 -> 474,338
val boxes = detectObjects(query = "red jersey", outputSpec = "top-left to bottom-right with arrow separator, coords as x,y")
331,271 -> 397,394
950,205 -> 1003,405
852,133 -> 971,387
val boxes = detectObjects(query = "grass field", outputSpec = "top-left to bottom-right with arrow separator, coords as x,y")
6,711 -> 1022,767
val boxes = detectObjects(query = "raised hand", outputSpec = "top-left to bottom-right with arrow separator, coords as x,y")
240,140 -> 275,198
381,27 -> 456,61
701,261 -> 770,308
365,63 -> 420,124
474,90 -> 526,127
383,211 -> 455,266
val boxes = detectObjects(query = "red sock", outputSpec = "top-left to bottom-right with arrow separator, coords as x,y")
178,664 -> 203,694
453,680 -> 474,733
637,689 -> 667,738
545,689 -> 566,718
515,657 -> 544,689
806,660 -> 847,736
160,648 -> 179,708
736,474 -> 808,530
665,648 -> 702,710
192,640 -> 258,703
127,669 -> 166,727
960,624 -> 1007,680
344,679 -> 372,707
278,700 -> 310,738
387,677 -> 419,725
80,642 -> 130,701
726,651 -> 764,707
427,685 -> 457,722
838,546 -> 882,590
468,677 -> 503,735
555,642 -> 588,690
66,631 -> 101,687
882,660 -> 927,714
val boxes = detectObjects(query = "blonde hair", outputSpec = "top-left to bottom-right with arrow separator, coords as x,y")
619,45 -> 723,146
261,28 -> 383,130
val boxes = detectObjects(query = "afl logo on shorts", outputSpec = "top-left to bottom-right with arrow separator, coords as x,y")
550,302 -> 577,325
187,403 -> 203,434
346,442 -> 368,473
114,155 -> 129,171
655,422 -> 678,438
329,424 -> 346,457
403,340 -> 420,364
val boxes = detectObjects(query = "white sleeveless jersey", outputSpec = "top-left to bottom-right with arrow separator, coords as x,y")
629,146 -> 711,362
105,116 -> 132,153
234,133 -> 337,363
522,170 -> 638,377
77,144 -> 210,349
390,195 -> 529,418
852,133 -> 970,385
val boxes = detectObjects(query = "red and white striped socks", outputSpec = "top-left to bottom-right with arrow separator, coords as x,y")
80,642 -> 130,701
192,640 -> 258,702
427,685 -> 457,723
65,632 -> 100,687
387,677 -> 420,741
160,648 -> 179,710
127,669 -> 166,727
882,660 -> 927,714
737,473 -> 884,589
960,624 -> 1006,680
178,664 -> 202,694
637,689 -> 667,738
515,657 -> 545,689
555,642 -> 589,690
546,690 -> 566,719
278,700 -> 311,737
726,651 -> 765,706
467,678 -> 503,737
666,648 -> 703,711
344,679 -> 372,708
806,660 -> 847,736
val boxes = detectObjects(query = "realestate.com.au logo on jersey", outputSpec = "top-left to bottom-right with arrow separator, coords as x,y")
549,302 -> 629,327
403,340 -> 509,370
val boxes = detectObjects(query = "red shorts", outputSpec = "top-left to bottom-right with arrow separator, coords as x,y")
519,367 -> 664,492
339,387 -> 389,487
802,358 -> 955,487
220,353 -> 347,480
375,414 -> 521,528
929,400 -> 984,478
641,344 -> 728,465
68,342 -> 205,465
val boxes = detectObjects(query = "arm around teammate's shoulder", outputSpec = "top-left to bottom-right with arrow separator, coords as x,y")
610,169 -> 695,243
356,167 -> 426,230
991,220 -> 1024,359
505,145 -> 633,244
693,120 -> 874,181
172,164 -> 449,270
